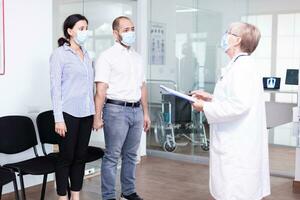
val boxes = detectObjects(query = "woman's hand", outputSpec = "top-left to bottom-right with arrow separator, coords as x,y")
55,122 -> 67,137
192,99 -> 205,112
93,116 -> 104,131
191,90 -> 213,102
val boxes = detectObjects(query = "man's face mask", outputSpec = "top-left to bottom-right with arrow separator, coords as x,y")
120,31 -> 136,47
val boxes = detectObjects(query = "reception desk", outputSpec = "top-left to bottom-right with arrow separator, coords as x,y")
265,89 -> 297,128
266,101 -> 296,129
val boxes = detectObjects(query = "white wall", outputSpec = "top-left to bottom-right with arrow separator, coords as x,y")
295,148 -> 300,180
248,0 -> 300,14
0,0 -> 53,193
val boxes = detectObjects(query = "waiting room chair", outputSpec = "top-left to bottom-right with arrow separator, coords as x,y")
0,166 -> 20,200
36,110 -> 104,164
0,116 -> 56,200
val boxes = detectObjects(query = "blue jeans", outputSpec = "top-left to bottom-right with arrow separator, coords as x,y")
101,103 -> 143,200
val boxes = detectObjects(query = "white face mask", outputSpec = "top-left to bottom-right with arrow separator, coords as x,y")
74,30 -> 88,46
120,31 -> 136,46
220,33 -> 230,52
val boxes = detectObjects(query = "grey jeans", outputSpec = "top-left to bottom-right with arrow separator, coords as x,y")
101,103 -> 143,200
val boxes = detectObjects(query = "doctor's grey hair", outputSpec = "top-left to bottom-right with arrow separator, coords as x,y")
229,22 -> 261,55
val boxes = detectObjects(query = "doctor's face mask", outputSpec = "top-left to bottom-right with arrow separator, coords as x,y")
221,30 -> 241,53
220,33 -> 229,52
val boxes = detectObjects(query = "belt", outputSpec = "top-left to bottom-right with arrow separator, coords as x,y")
106,99 -> 140,107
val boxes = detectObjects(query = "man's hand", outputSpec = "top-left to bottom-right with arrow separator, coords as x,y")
191,90 -> 213,102
55,122 -> 67,137
94,82 -> 108,131
93,116 -> 104,131
192,99 -> 205,112
143,114 -> 151,132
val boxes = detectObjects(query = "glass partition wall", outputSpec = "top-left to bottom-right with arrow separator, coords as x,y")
147,0 -> 249,158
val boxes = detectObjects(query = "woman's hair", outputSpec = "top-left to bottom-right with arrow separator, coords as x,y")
58,14 -> 88,47
228,22 -> 261,55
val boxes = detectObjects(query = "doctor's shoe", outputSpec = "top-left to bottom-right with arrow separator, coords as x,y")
120,193 -> 143,200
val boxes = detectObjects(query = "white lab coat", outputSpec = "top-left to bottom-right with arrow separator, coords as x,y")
203,53 -> 270,200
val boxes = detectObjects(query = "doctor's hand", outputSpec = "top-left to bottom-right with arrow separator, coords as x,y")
55,122 -> 67,137
191,90 -> 213,102
143,114 -> 151,132
93,115 -> 104,131
192,99 -> 205,112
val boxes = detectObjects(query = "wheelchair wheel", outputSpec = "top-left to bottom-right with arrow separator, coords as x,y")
201,140 -> 210,151
154,113 -> 165,145
163,141 -> 177,152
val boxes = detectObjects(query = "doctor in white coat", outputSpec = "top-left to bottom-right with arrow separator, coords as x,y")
192,22 -> 270,200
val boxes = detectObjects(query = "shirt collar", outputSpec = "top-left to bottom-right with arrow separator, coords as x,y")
63,43 -> 88,55
114,42 -> 134,53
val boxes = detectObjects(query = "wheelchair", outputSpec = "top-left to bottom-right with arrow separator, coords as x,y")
153,94 -> 210,152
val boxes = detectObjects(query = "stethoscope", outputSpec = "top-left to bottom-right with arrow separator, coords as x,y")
233,53 -> 248,63
219,53 -> 249,80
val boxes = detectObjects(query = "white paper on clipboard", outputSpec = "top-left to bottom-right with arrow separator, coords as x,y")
160,85 -> 196,103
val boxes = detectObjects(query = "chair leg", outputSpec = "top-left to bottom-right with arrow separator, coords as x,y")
12,178 -> 20,200
40,174 -> 47,200
67,180 -> 71,199
0,185 -> 2,200
19,173 -> 26,200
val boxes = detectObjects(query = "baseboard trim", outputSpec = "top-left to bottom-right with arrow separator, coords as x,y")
293,180 -> 300,193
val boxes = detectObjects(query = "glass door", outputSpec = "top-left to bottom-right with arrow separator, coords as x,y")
146,0 -> 249,159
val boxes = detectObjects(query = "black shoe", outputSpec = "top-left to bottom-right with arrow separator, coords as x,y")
120,193 -> 143,200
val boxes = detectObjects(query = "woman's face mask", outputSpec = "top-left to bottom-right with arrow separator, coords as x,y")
120,31 -> 136,47
75,30 -> 88,46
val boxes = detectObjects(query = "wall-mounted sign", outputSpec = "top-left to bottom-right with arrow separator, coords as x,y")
150,22 -> 165,65
0,0 -> 5,75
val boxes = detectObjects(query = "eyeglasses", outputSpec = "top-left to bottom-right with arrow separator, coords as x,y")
225,30 -> 239,37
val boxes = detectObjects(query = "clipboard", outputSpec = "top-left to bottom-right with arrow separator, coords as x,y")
160,85 -> 196,103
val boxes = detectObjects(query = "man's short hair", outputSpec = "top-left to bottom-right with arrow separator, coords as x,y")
112,16 -> 131,31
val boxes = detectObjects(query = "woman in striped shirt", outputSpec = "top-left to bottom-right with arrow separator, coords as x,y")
50,14 -> 95,200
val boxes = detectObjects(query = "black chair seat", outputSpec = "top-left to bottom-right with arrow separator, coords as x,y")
4,156 -> 56,175
41,147 -> 104,163
86,146 -> 104,163
0,167 -> 15,186
46,152 -> 59,158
